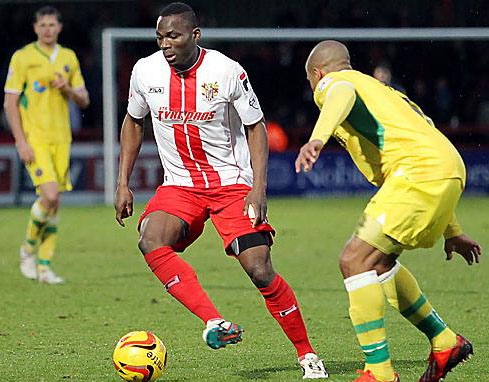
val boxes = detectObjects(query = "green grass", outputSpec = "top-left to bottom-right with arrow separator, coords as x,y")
0,197 -> 488,381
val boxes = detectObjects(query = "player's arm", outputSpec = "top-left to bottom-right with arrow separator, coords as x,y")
245,118 -> 268,227
115,113 -> 144,226
295,81 -> 356,173
4,92 -> 35,164
443,213 -> 482,265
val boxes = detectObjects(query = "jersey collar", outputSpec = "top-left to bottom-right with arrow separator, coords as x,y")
171,46 -> 206,76
34,42 -> 60,63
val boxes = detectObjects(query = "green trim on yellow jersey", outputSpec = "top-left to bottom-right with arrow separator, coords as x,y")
20,83 -> 28,109
346,95 -> 385,149
33,43 -> 51,60
312,70 -> 466,185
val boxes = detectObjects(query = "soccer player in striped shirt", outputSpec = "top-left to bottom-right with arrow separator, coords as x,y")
114,2 -> 327,379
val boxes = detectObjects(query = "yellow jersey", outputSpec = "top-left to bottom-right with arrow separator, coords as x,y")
311,70 -> 466,187
4,42 -> 85,144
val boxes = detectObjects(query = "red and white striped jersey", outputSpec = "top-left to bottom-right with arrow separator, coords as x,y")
127,47 -> 264,188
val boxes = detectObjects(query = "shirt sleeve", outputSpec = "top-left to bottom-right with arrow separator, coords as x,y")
127,62 -> 150,119
230,62 -> 263,126
443,213 -> 463,239
69,51 -> 86,91
4,50 -> 25,94
309,79 -> 356,144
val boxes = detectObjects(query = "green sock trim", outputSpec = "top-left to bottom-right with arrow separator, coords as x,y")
37,259 -> 51,265
362,340 -> 390,364
26,239 -> 37,246
32,219 -> 46,228
401,294 -> 427,318
416,310 -> 447,340
354,318 -> 385,334
43,226 -> 57,234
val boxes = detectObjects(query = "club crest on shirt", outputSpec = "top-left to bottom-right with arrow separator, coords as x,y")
201,81 -> 219,102
64,64 -> 70,73
33,80 -> 47,93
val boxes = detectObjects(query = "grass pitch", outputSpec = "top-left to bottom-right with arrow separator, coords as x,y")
0,197 -> 488,381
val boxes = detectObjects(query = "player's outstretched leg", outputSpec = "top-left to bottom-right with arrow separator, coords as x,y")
418,334 -> 473,382
144,246 -> 232,348
202,319 -> 243,349
378,262 -> 473,381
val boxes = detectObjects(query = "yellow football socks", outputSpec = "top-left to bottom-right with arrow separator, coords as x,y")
38,213 -> 59,271
345,270 -> 396,382
380,261 -> 457,352
23,198 -> 49,254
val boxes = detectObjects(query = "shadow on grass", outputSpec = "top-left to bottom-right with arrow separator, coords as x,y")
235,359 -> 425,380
237,365 -> 296,379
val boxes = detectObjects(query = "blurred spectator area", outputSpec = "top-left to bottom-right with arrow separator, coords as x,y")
1,0 -> 489,150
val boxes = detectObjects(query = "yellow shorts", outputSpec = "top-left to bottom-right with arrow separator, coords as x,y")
26,143 -> 72,194
355,176 -> 463,254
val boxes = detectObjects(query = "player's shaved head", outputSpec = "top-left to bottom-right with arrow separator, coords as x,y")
305,40 -> 352,90
306,40 -> 351,74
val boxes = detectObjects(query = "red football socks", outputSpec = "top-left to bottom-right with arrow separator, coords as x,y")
259,274 -> 315,357
144,246 -> 222,324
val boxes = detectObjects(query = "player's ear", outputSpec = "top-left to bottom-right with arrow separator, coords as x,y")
193,28 -> 201,43
313,67 -> 323,81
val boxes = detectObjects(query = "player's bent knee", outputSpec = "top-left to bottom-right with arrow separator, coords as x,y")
339,240 -> 369,277
247,263 -> 275,288
138,235 -> 166,255
41,193 -> 59,210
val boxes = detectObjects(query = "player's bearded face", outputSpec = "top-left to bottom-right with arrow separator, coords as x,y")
156,14 -> 200,70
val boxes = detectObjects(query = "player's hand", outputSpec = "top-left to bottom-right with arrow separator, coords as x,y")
444,233 -> 482,265
15,140 -> 35,165
115,185 -> 134,227
50,72 -> 70,93
295,140 -> 324,173
244,187 -> 267,228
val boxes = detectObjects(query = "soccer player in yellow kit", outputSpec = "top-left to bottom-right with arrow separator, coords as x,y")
295,41 -> 482,382
4,6 -> 89,284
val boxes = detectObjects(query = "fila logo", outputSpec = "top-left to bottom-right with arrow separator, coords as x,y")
149,86 -> 164,94
239,72 -> 250,92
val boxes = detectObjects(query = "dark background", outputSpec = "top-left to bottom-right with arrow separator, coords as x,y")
1,0 -> 489,149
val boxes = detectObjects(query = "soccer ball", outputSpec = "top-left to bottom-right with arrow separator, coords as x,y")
113,331 -> 168,381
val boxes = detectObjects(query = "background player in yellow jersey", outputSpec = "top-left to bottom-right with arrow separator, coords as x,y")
295,40 -> 482,382
4,6 -> 90,284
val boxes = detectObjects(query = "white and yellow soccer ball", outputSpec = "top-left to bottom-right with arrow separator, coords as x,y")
113,331 -> 168,382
